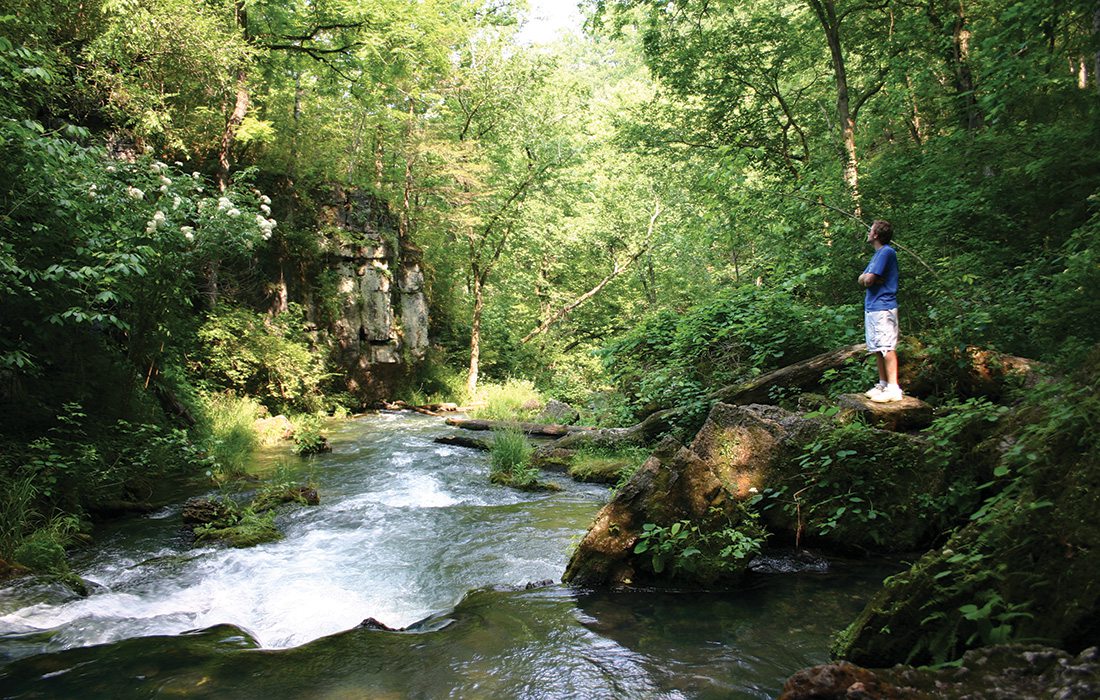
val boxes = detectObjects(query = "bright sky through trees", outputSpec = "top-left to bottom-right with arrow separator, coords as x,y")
515,0 -> 584,44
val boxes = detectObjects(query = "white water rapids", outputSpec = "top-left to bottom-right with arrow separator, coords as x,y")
0,412 -> 608,652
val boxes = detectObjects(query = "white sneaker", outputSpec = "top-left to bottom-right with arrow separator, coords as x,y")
864,384 -> 886,398
870,385 -> 904,403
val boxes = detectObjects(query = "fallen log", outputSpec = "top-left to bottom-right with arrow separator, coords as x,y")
433,434 -> 491,451
707,343 -> 866,404
550,345 -> 867,452
444,417 -> 594,437
382,400 -> 441,417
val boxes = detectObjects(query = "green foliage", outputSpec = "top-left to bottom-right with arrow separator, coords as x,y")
488,427 -> 548,491
471,379 -> 544,421
10,512 -> 81,578
290,415 -> 329,456
198,393 -> 263,478
750,419 -> 957,551
632,506 -> 766,582
195,305 -> 330,414
0,476 -> 38,560
193,506 -> 282,549
568,445 -> 649,485
600,286 -> 856,427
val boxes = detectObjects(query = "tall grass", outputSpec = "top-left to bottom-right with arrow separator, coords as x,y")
0,476 -> 39,560
489,428 -> 538,489
473,379 -> 544,421
199,393 -> 263,477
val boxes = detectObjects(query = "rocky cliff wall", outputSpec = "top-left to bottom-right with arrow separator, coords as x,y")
318,189 -> 428,402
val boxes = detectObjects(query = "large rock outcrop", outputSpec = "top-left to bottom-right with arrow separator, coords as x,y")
563,401 -> 947,587
317,189 -> 428,402
834,366 -> 1100,667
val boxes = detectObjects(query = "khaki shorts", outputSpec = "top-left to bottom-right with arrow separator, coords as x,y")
865,308 -> 899,354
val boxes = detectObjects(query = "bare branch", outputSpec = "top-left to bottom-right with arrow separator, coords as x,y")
521,198 -> 662,344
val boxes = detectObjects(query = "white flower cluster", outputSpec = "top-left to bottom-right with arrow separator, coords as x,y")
256,214 -> 277,240
145,210 -> 166,234
126,186 -> 145,200
150,161 -> 169,174
87,183 -> 98,199
180,225 -> 194,242
216,196 -> 241,217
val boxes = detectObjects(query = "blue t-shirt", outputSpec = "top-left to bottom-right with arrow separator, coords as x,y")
863,245 -> 898,311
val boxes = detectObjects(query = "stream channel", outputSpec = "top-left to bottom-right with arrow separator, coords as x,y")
0,412 -> 897,699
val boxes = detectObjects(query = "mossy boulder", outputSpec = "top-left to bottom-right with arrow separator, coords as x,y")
563,405 -> 791,587
834,373 -> 1100,666
834,464 -> 1100,666
194,510 -> 283,548
251,485 -> 320,512
185,484 -> 320,548
563,402 -> 958,588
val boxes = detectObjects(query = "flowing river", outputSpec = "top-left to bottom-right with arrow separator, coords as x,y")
0,412 -> 896,698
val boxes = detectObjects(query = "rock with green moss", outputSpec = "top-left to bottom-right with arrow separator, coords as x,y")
194,510 -> 283,548
567,452 -> 640,484
562,405 -> 776,587
251,485 -> 320,513
563,402 -> 955,587
835,372 -> 1100,667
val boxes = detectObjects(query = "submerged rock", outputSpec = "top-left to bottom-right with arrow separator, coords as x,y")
748,549 -> 830,574
781,645 -> 1100,699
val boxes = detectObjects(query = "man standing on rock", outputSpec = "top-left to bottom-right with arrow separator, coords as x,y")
859,220 -> 903,402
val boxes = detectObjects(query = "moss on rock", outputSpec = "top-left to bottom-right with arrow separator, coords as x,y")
835,370 -> 1100,666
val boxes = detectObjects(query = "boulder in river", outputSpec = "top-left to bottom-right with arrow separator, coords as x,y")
564,401 -> 957,587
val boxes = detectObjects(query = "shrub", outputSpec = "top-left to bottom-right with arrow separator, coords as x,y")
599,286 -> 858,428
291,414 -> 330,456
633,505 -> 767,583
195,305 -> 330,414
198,393 -> 263,477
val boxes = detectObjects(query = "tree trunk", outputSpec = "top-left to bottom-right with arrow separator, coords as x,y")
217,0 -> 250,192
271,263 -> 289,315
374,124 -> 385,191
1094,5 -> 1100,95
217,74 -> 249,192
951,3 -> 982,130
467,275 -> 484,397
905,73 -> 924,145
808,0 -> 862,214
928,0 -> 983,131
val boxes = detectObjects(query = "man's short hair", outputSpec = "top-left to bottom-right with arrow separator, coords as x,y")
871,219 -> 893,244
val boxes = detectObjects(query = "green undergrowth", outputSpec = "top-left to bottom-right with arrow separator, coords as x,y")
471,379 -> 545,421
193,466 -> 319,548
568,445 -> 649,485
834,358 -> 1100,666
599,286 -> 860,432
290,414 -> 330,455
632,505 -> 767,585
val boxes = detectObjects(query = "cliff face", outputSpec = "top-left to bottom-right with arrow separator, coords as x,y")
319,189 -> 428,402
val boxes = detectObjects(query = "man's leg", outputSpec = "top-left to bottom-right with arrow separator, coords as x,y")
882,350 -> 898,386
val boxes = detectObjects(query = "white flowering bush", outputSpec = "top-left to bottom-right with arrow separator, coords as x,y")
0,118 -> 277,375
